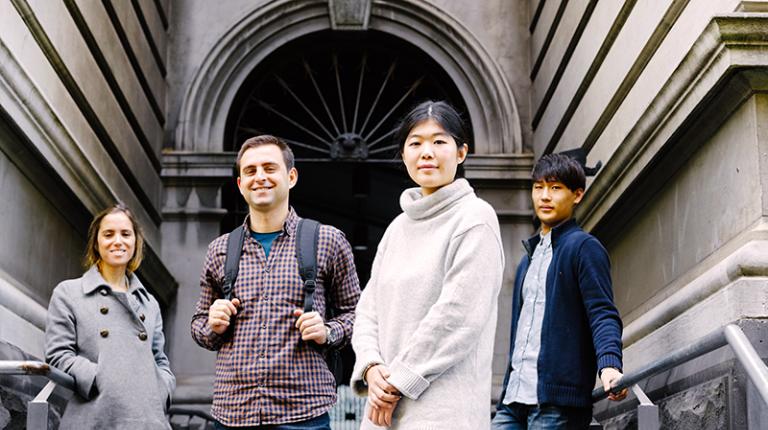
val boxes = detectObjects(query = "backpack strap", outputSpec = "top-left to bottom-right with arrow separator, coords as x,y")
296,218 -> 344,386
296,219 -> 320,313
222,225 -> 246,301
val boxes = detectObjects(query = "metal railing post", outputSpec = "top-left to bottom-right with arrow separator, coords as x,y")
631,384 -> 659,430
724,324 -> 768,407
27,380 -> 57,430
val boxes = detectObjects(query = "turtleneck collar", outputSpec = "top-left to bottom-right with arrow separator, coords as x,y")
400,178 -> 474,220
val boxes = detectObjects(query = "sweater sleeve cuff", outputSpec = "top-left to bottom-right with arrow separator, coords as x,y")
387,361 -> 429,400
597,354 -> 623,374
71,359 -> 98,400
160,370 -> 175,411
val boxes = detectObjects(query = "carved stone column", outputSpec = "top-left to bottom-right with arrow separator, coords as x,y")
161,152 -> 232,400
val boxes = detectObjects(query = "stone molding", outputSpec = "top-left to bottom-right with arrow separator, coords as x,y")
620,280 -> 768,384
464,153 -> 534,182
0,39 -> 114,229
0,269 -> 46,332
175,0 -> 522,155
162,151 -> 533,183
577,0 -> 691,155
162,152 -> 236,181
161,151 -> 534,223
577,15 -> 768,237
8,0 -> 163,223
97,0 -> 165,124
161,152 -> 232,222
737,0 -> 768,12
623,235 -> 768,348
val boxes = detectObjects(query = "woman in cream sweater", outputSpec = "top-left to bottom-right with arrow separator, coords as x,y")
351,101 -> 505,429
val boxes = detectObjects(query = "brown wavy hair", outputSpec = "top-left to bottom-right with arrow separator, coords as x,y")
82,204 -> 145,273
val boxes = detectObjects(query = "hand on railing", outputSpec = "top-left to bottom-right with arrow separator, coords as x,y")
599,367 -> 628,401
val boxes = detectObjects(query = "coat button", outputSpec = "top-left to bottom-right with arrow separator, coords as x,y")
100,329 -> 109,338
100,306 -> 109,315
138,332 -> 148,341
99,289 -> 108,296
139,313 -> 145,321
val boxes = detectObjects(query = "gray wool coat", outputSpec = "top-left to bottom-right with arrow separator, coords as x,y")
45,266 -> 175,430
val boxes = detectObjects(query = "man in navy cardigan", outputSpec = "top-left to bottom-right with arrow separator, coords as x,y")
493,153 -> 626,429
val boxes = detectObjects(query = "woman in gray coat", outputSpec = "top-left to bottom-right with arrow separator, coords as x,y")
45,204 -> 175,429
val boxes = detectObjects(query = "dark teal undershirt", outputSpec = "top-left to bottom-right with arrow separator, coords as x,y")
250,231 -> 281,258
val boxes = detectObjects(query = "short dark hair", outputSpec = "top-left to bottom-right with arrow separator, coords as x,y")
83,204 -> 145,273
236,135 -> 295,173
532,153 -> 586,191
394,100 -> 469,178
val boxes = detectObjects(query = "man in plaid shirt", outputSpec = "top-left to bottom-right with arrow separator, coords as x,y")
191,135 -> 361,429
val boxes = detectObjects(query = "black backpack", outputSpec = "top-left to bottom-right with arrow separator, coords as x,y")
221,219 -> 344,387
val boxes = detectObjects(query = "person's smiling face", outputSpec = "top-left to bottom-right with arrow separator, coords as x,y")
402,119 -> 468,196
237,144 -> 297,212
97,212 -> 136,270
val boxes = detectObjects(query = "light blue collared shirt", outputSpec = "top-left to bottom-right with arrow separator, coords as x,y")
503,231 -> 552,405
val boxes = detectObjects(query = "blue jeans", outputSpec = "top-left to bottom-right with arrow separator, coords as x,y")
492,403 -> 592,430
214,413 -> 331,430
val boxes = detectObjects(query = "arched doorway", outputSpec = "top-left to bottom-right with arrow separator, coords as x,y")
176,0 -> 522,155
222,30 -> 470,283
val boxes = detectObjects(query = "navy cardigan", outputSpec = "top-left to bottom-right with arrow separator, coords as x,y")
498,219 -> 623,408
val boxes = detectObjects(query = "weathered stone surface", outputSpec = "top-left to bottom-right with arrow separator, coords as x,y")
660,377 -> 727,429
0,403 -> 9,429
602,377 -> 728,430
600,408 -> 637,430
0,386 -> 27,430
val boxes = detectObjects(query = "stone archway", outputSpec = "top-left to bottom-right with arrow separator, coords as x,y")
175,0 -> 522,155
164,1 -> 532,403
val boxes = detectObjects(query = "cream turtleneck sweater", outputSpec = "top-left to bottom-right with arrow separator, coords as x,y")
351,178 -> 505,430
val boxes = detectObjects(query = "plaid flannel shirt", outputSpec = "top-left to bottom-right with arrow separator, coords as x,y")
191,209 -> 361,426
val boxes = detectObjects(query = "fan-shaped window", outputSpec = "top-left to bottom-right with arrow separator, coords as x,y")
225,30 -> 470,158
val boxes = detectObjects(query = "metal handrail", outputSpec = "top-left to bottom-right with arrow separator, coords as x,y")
590,323 -> 768,429
723,324 -> 768,406
167,405 -> 216,422
0,360 -> 75,390
0,360 -> 75,429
